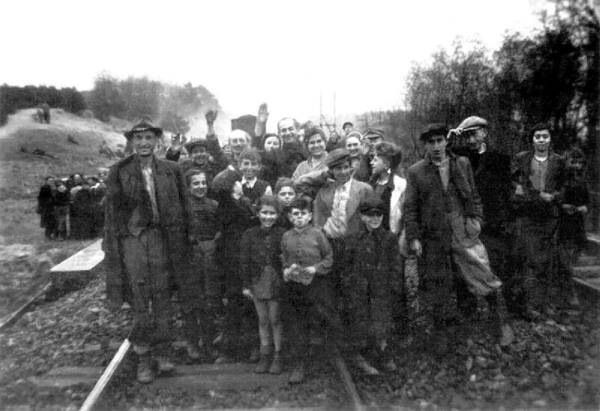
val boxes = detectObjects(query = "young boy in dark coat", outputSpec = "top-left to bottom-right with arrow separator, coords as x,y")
237,148 -> 272,205
343,197 -> 401,375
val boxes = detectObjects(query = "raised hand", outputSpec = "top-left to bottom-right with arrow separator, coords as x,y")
170,134 -> 184,151
205,110 -> 218,125
257,103 -> 269,123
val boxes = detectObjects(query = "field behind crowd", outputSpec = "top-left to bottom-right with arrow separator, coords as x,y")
0,109 -> 127,317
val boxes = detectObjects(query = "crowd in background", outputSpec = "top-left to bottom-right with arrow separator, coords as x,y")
36,170 -> 107,240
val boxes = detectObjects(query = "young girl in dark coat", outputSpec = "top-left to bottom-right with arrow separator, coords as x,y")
240,195 -> 286,374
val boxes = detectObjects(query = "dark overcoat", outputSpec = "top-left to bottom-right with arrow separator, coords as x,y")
343,226 -> 402,340
403,153 -> 483,281
103,154 -> 191,305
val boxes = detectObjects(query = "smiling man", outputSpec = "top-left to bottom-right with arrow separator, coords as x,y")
104,120 -> 192,384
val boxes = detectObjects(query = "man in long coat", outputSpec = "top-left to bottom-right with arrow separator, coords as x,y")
450,116 -> 514,344
404,124 -> 485,355
104,120 -> 192,383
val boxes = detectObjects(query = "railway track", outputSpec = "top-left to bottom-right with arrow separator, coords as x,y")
0,236 -> 597,410
79,339 -> 366,411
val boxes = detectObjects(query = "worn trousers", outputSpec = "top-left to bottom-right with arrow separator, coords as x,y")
121,229 -> 171,351
284,277 -> 344,361
514,218 -> 558,311
181,240 -> 221,346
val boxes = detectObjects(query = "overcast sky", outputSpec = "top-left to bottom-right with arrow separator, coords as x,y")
2,0 -> 549,130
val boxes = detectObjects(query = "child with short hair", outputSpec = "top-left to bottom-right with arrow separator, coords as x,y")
281,196 -> 343,384
238,148 -> 272,205
343,197 -> 400,374
183,169 -> 222,360
274,177 -> 296,230
557,148 -> 589,308
240,195 -> 286,374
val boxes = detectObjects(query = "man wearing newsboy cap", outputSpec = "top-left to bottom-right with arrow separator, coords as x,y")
450,116 -> 516,335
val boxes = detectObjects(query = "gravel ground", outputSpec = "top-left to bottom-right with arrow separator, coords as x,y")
0,275 -> 349,410
354,307 -> 600,409
0,274 -> 132,410
0,272 -> 598,410
99,356 -> 347,410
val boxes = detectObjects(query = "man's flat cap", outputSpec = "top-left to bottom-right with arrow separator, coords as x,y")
419,123 -> 448,141
363,128 -> 385,140
457,116 -> 488,132
325,148 -> 351,168
124,120 -> 163,140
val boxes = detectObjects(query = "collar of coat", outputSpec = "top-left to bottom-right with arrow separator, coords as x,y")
424,151 -> 473,201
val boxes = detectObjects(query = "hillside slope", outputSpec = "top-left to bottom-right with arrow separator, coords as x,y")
0,109 -> 128,200
0,109 -> 132,245
0,109 -> 130,316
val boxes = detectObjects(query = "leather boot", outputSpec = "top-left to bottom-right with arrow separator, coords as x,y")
154,356 -> 175,374
136,353 -> 154,384
289,361 -> 306,384
269,351 -> 282,374
254,345 -> 271,373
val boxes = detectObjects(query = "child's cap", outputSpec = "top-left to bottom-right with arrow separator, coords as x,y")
358,196 -> 385,216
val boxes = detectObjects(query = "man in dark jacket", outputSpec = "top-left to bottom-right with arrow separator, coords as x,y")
104,120 -> 192,383
404,124 -> 511,354
450,116 -> 514,342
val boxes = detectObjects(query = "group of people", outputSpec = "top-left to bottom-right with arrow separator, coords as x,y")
103,105 -> 590,386
37,171 -> 107,240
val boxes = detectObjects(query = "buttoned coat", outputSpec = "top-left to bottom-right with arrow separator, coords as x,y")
103,154 -> 192,305
343,226 -> 403,340
403,153 -> 482,281
510,150 -> 565,221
